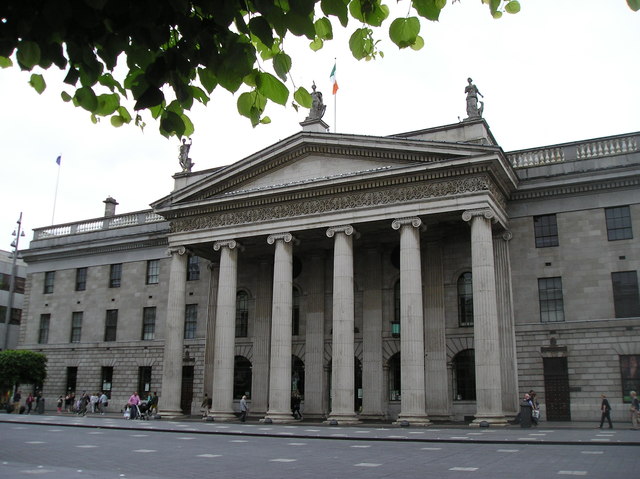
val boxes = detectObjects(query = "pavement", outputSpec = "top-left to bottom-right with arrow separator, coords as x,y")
2,411 -> 639,446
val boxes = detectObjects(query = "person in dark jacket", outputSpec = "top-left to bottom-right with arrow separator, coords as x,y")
599,394 -> 613,428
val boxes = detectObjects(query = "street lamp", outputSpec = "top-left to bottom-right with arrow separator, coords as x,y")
3,212 -> 25,350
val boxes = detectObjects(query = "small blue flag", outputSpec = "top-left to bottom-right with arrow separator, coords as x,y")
56,155 -> 61,165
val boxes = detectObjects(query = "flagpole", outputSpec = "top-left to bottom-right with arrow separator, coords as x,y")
51,156 -> 61,224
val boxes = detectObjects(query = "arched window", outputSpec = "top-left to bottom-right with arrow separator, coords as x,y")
388,352 -> 401,400
291,355 -> 305,395
236,291 -> 249,338
233,356 -> 252,399
457,272 -> 474,327
392,280 -> 400,337
292,287 -> 300,336
452,349 -> 476,401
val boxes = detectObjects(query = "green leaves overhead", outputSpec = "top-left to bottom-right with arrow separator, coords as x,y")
0,0 -> 536,137
628,0 -> 640,12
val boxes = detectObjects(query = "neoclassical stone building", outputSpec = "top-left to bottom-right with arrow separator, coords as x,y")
19,117 -> 640,424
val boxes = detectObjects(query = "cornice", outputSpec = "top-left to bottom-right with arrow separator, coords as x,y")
511,175 -> 640,201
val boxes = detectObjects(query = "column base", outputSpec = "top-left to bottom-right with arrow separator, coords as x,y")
262,411 -> 297,424
158,409 -> 186,419
470,416 -> 509,427
324,412 -> 360,425
393,414 -> 431,427
208,411 -> 239,422
358,413 -> 385,421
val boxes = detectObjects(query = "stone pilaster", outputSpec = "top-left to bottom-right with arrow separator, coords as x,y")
391,217 -> 430,426
304,251 -> 326,418
424,240 -> 451,420
360,246 -> 384,420
159,246 -> 188,417
210,240 -> 240,421
264,233 -> 296,423
462,208 -> 507,426
251,257 -> 273,415
326,225 -> 359,424
202,260 -> 219,399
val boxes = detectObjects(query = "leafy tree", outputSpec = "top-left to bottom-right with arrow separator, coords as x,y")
0,350 -> 48,392
9,0 -> 628,138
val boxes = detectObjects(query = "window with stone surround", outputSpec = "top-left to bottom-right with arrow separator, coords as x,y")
612,271 -> 640,318
138,366 -> 152,395
605,206 -> 633,241
66,367 -> 77,394
146,260 -> 159,285
142,307 -> 156,340
533,214 -> 559,248
620,355 -> 640,403
452,349 -> 476,401
104,309 -> 118,341
184,304 -> 197,339
70,311 -> 83,343
457,272 -> 474,327
75,267 -> 87,291
109,263 -> 122,288
43,271 -> 55,294
235,291 -> 248,338
292,287 -> 300,336
538,277 -> 565,322
38,314 -> 50,344
0,306 -> 21,325
101,367 -> 113,398
187,255 -> 200,281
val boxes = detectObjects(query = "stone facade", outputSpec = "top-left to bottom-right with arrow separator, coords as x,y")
17,119 -> 640,423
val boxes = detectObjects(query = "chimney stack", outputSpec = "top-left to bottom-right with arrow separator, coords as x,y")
103,196 -> 118,217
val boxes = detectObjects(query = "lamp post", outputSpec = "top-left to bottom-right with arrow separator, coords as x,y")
3,212 -> 25,350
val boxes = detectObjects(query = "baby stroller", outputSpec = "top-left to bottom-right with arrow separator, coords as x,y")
124,403 -> 146,420
137,401 -> 151,420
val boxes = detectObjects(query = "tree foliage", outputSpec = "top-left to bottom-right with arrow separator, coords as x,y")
0,350 -> 48,390
0,0 -> 533,137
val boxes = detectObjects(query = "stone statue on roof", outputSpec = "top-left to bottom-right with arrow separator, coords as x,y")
464,77 -> 484,120
179,137 -> 194,172
306,82 -> 326,121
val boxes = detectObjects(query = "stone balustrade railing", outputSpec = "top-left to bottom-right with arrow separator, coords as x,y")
508,134 -> 639,169
34,211 -> 166,240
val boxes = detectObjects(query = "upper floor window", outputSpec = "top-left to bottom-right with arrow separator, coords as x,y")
606,206 -> 633,241
457,272 -> 474,327
146,260 -> 159,285
534,214 -> 559,248
109,264 -> 122,288
75,267 -> 87,291
70,311 -> 83,343
187,255 -> 200,281
0,273 -> 25,294
292,287 -> 300,336
142,307 -> 156,340
104,309 -> 118,341
43,271 -> 55,294
184,304 -> 197,339
38,314 -> 50,344
538,277 -> 565,322
236,291 -> 248,338
612,271 -> 640,318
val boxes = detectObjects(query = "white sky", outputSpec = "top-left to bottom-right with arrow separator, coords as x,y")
0,0 -> 638,247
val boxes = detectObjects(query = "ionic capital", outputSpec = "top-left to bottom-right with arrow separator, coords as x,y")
461,208 -> 495,223
326,225 -> 356,238
267,232 -> 295,245
167,245 -> 187,256
391,217 -> 422,231
213,239 -> 240,251
501,230 -> 513,241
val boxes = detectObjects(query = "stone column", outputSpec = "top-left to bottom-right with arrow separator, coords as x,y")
326,225 -> 359,424
392,217 -> 430,426
424,240 -> 451,420
360,246 -> 384,420
264,233 -> 295,423
462,208 -> 507,426
159,246 -> 188,417
210,240 -> 240,421
304,251 -> 326,418
494,231 -> 519,416
251,257 -> 273,415
203,260 -> 219,399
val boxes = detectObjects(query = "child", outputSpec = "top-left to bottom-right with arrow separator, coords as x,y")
56,396 -> 63,414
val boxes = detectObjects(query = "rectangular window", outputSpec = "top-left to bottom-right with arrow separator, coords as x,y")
146,260 -> 159,285
43,271 -> 55,294
104,309 -> 118,341
620,355 -> 640,403
538,277 -> 565,322
187,255 -> 200,281
75,267 -> 87,291
184,304 -> 197,339
2,306 -> 22,325
0,273 -> 25,293
66,367 -> 78,394
142,307 -> 156,340
138,366 -> 152,394
14,276 -> 25,294
606,206 -> 633,241
70,311 -> 83,343
38,314 -> 50,344
101,366 -> 113,398
109,263 -> 122,288
612,271 -> 640,318
534,214 -> 559,248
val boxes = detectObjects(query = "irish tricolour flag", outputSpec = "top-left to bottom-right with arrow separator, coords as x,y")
330,63 -> 338,94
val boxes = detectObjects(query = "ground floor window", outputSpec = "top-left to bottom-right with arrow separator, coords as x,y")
101,367 -> 113,398
66,367 -> 77,393
388,353 -> 401,400
620,355 -> 640,403
138,366 -> 152,395
292,355 -> 305,395
452,349 -> 476,401
234,356 -> 252,399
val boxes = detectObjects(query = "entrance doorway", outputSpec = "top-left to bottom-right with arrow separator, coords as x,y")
180,366 -> 194,415
543,357 -> 571,421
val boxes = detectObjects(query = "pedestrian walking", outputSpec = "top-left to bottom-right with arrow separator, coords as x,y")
630,390 -> 640,430
12,390 -> 21,414
599,394 -> 613,428
98,391 -> 108,415
25,393 -> 34,414
239,395 -> 249,422
56,396 -> 63,414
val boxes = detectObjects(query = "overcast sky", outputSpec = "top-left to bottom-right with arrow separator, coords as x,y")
0,0 -> 638,250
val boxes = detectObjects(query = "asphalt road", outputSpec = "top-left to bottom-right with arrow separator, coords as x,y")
1,417 -> 639,479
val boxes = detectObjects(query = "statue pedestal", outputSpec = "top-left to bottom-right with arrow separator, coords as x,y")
300,118 -> 330,133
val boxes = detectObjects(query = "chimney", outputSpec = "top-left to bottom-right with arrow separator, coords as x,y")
103,196 -> 118,217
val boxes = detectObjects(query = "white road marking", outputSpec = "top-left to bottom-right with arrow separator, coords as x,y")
230,439 -> 248,443
270,458 -> 296,462
497,449 -> 519,453
421,447 -> 442,451
76,445 -> 98,448
350,445 -> 371,448
557,472 -> 587,476
25,441 -> 45,444
288,442 -> 307,446
133,449 -> 157,453
450,467 -> 478,471
197,454 -> 222,458
178,437 -> 195,440
581,451 -> 604,454
355,463 -> 381,467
